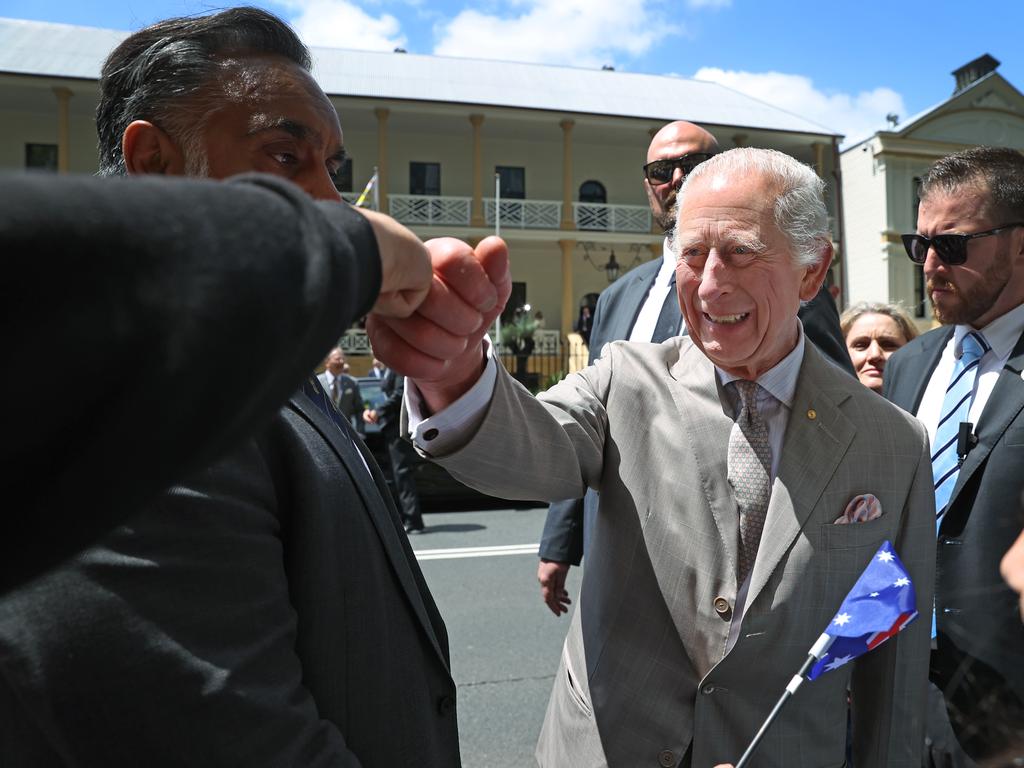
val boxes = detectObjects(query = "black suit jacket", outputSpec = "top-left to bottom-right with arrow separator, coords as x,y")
539,258 -> 853,564
319,372 -> 365,434
0,385 -> 460,767
1,172 -> 381,590
884,327 -> 1024,761
378,368 -> 406,437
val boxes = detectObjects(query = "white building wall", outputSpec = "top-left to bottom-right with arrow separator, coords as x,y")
841,139 -> 889,306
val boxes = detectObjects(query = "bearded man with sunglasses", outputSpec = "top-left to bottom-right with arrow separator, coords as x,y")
884,146 -> 1024,767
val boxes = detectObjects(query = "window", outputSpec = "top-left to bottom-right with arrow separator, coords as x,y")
496,166 -> 525,199
25,143 -> 58,172
333,157 -> 353,193
578,180 -> 606,204
500,281 -> 527,325
410,162 -> 441,196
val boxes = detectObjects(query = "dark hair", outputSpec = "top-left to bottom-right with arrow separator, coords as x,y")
919,146 -> 1024,223
96,6 -> 311,176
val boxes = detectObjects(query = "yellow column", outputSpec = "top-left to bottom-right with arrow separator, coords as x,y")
559,239 -> 576,336
374,108 -> 390,212
53,87 -> 72,173
812,142 -> 826,178
470,114 -> 485,227
560,119 -> 575,230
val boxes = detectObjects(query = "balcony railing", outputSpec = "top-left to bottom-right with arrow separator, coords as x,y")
573,202 -> 651,233
388,194 -> 471,226
484,198 -> 562,230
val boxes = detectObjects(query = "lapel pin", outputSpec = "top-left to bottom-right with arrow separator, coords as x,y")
807,409 -> 817,420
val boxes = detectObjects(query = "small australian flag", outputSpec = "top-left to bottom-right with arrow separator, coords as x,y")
806,540 -> 918,680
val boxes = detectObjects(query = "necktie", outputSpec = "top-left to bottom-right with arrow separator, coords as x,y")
330,376 -> 342,406
728,380 -> 772,584
650,272 -> 681,343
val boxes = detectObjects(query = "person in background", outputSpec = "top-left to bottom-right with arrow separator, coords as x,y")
840,302 -> 919,392
318,346 -> 365,434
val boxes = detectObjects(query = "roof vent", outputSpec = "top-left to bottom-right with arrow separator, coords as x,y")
601,64 -> 615,71
394,47 -> 407,53
952,54 -> 999,94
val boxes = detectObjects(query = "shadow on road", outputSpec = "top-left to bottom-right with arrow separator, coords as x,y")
421,523 -> 488,534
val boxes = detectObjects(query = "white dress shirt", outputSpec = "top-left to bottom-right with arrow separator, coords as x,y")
915,301 -> 1024,442
628,238 -> 684,342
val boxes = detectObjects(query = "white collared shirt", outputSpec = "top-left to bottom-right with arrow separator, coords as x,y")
915,302 -> 1024,441
628,238 -> 684,342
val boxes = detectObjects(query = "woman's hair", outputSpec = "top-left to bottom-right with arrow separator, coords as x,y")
840,302 -> 920,343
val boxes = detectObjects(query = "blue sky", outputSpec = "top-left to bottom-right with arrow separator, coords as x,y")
3,0 -> 1021,143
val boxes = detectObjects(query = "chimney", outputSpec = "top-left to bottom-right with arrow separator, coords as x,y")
952,54 -> 1000,94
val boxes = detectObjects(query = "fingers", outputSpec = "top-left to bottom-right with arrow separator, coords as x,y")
426,237 -> 501,314
538,560 -> 572,617
365,315 -> 451,381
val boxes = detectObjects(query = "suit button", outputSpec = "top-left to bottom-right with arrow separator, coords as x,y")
658,749 -> 676,767
713,596 -> 731,619
423,428 -> 439,441
702,684 -> 715,695
437,694 -> 455,715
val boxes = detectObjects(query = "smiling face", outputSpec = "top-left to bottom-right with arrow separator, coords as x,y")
845,313 -> 908,392
189,56 -> 345,201
674,170 -> 828,379
918,185 -> 1024,328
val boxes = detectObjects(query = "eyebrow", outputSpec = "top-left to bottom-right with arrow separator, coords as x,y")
247,117 -> 347,165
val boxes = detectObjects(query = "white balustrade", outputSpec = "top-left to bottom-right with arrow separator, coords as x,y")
573,202 -> 651,233
484,198 -> 562,229
388,194 -> 471,226
339,329 -> 371,356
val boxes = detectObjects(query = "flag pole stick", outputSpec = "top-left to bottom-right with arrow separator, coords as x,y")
734,634 -> 834,768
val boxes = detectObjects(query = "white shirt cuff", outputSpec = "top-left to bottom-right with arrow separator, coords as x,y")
405,337 -> 498,456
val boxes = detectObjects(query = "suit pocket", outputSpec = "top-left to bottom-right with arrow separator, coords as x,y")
562,650 -> 593,718
820,513 -> 891,551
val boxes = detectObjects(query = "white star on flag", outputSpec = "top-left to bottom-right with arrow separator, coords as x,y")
869,592 -> 880,597
833,612 -> 852,627
824,654 -> 854,671
877,551 -> 894,563
894,577 -> 910,587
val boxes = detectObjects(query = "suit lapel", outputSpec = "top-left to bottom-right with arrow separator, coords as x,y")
947,329 -> 1024,512
747,345 -> 856,609
288,390 -> 451,672
609,266 -> 656,342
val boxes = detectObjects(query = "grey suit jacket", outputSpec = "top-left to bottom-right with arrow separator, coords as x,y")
884,327 -> 1024,761
318,371 -> 365,434
433,338 -> 934,767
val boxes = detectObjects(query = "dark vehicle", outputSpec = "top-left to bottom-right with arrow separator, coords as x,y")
358,376 -> 518,509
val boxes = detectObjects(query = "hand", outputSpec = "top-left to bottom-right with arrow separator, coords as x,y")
538,559 -> 572,617
354,208 -> 432,318
367,236 -> 511,410
363,409 -> 378,424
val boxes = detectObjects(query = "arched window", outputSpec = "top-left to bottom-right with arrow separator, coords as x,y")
578,180 -> 606,203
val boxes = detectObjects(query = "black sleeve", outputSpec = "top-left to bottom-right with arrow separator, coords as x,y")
0,172 -> 381,590
539,498 -> 585,565
798,283 -> 855,376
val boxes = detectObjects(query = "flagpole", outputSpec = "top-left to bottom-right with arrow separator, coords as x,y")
734,634 -> 835,768
493,171 -> 502,351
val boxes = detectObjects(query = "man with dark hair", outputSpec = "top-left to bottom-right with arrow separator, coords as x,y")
0,8 -> 496,765
885,145 -> 1024,767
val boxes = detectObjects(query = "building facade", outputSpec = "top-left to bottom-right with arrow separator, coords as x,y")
842,55 -> 1024,326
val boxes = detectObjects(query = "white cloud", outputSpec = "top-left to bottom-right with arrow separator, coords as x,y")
284,0 -> 407,50
433,0 -> 672,68
693,67 -> 906,145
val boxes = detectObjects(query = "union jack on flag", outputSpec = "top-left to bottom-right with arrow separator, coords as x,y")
806,540 -> 918,680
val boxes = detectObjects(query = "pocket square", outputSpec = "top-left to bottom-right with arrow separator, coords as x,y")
834,494 -> 883,524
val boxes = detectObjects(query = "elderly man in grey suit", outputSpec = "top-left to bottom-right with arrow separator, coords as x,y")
370,147 -> 934,767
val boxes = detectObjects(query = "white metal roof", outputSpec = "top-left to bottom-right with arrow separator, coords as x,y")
0,16 -> 838,137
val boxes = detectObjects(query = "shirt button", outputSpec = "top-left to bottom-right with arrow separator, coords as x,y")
658,749 -> 676,767
702,684 -> 715,695
713,596 -> 731,619
423,428 -> 439,441
436,694 -> 455,715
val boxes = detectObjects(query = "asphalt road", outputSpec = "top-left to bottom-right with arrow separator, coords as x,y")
410,505 -> 581,768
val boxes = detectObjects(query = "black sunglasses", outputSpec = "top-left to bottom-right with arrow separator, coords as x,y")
643,153 -> 716,186
901,223 -> 1024,266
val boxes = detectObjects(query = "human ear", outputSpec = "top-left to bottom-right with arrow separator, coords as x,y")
798,240 -> 834,302
122,120 -> 186,176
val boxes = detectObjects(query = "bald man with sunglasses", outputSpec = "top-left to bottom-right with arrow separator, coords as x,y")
884,146 -> 1024,767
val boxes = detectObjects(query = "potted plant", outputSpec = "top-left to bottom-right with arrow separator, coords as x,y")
500,305 -> 538,381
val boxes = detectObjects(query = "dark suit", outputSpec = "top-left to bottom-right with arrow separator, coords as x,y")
0,174 -> 460,764
540,258 -> 854,565
379,369 -> 424,530
884,327 -> 1024,765
318,371 -> 365,434
1,172 -> 383,591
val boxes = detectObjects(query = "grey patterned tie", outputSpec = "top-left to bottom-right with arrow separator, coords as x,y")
728,380 -> 772,584
330,377 -> 342,406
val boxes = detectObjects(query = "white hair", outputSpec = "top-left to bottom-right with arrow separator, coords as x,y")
676,147 -> 831,268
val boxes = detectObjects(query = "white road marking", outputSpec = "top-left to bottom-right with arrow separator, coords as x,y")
415,543 -> 540,561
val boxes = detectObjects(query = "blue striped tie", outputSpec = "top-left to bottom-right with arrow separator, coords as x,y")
929,331 -> 989,637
